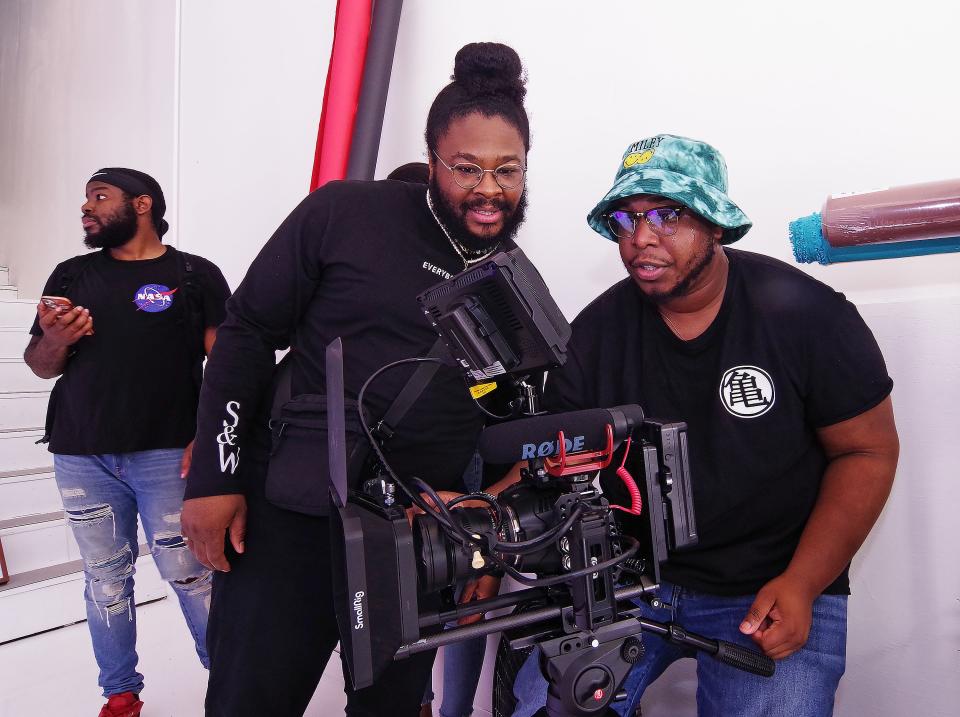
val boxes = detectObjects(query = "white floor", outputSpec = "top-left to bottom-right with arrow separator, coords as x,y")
0,595 -> 347,717
0,589 -> 693,717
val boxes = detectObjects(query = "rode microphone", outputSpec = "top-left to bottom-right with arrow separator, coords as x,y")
478,405 -> 645,464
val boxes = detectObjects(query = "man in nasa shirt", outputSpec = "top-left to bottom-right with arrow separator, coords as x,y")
25,167 -> 230,717
510,136 -> 899,716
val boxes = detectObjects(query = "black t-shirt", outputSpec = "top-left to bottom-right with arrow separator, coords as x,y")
544,248 -> 893,596
31,247 -> 230,454
186,180 -> 510,502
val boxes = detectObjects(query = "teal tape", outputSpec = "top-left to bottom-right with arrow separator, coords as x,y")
822,235 -> 960,263
789,213 -> 960,265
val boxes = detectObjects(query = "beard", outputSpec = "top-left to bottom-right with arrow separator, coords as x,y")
645,232 -> 717,303
83,200 -> 138,250
428,175 -> 528,253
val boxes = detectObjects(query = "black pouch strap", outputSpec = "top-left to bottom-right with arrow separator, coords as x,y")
270,338 -> 447,439
372,338 -> 447,441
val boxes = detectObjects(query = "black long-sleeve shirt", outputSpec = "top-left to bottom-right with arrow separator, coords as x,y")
185,180 -> 496,502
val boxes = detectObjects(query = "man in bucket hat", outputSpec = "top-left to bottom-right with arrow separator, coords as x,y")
508,135 -> 899,715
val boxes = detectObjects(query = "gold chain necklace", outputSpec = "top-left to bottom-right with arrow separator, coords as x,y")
658,256 -> 729,341
425,190 -> 499,269
658,309 -> 692,341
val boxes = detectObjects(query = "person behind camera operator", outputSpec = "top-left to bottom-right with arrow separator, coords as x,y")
179,43 -> 532,717
504,134 -> 899,716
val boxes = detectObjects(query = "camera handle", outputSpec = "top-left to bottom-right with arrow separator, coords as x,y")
631,615 -> 776,678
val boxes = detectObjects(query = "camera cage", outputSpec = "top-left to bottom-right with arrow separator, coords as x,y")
326,249 -> 773,716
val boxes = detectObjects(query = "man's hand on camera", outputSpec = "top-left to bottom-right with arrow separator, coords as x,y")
739,572 -> 816,660
407,490 -> 495,526
422,491 -> 494,511
458,575 -> 502,625
181,494 -> 247,572
406,491 -> 462,526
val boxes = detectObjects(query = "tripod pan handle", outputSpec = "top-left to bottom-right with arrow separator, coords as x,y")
713,640 -> 775,677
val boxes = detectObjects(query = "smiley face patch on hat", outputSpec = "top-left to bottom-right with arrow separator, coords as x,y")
624,149 -> 655,168
622,136 -> 665,169
133,284 -> 177,312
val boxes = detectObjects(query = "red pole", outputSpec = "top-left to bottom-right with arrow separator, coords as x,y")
310,0 -> 373,191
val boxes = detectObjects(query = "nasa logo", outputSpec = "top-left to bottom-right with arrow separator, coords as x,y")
133,284 -> 177,313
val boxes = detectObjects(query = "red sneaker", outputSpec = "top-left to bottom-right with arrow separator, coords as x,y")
98,692 -> 143,717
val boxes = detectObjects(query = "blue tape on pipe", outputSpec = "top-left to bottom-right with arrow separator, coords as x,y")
788,213 -> 826,264
789,213 -> 960,265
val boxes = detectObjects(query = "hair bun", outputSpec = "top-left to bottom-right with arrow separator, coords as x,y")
452,42 -> 526,104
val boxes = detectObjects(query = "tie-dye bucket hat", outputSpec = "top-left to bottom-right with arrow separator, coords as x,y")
587,134 -> 752,244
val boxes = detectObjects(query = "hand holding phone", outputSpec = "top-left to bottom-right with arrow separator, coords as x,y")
40,296 -> 74,311
37,296 -> 94,340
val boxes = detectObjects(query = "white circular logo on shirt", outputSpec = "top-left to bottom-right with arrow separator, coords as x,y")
719,365 -> 775,418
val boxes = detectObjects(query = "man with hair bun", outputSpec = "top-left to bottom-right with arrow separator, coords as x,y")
182,42 -> 533,716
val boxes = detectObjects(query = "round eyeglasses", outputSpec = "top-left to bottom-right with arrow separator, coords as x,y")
604,206 -> 686,240
433,151 -> 526,190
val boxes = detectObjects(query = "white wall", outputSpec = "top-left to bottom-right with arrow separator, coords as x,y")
0,0 -> 177,298
379,1 -> 960,315
2,1 -> 958,715
175,0 -> 334,286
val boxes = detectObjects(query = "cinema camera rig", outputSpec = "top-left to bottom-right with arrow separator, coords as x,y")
327,249 -> 774,717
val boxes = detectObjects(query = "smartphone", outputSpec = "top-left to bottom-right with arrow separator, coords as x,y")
40,295 -> 74,311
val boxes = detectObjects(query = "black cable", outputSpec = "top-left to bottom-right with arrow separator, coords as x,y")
410,480 -> 582,559
408,477 -> 480,546
492,505 -> 584,554
410,469 -> 587,559
356,358 -> 463,535
486,536 -> 640,588
446,492 -> 506,531
357,358 -> 550,554
472,397 -> 512,421
459,373 -> 513,421
356,358 -> 622,566
420,485 -> 582,557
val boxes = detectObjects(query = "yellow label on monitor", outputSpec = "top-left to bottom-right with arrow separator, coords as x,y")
470,382 -> 497,399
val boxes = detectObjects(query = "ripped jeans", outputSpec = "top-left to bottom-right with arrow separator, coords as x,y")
54,449 -> 212,697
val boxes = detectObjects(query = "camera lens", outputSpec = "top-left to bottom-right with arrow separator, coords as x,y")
413,507 -> 498,593
412,481 -> 574,594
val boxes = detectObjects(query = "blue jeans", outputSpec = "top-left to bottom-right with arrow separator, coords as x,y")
54,450 -> 212,697
512,581 -> 847,717
424,451 -> 488,717
423,636 -> 488,717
